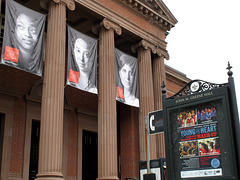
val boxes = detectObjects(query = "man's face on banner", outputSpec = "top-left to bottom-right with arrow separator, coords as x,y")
119,63 -> 134,91
74,38 -> 90,73
15,13 -> 38,51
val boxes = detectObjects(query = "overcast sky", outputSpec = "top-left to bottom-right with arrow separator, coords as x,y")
164,0 -> 240,115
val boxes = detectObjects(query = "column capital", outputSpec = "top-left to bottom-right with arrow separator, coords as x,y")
92,18 -> 122,35
40,0 -> 75,11
131,39 -> 157,54
156,48 -> 169,60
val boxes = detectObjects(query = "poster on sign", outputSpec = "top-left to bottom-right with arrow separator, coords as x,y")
176,102 -> 222,178
1,0 -> 46,76
67,25 -> 98,94
115,48 -> 139,107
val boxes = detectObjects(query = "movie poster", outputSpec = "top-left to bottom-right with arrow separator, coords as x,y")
175,102 -> 222,178
115,48 -> 139,107
67,26 -> 98,94
1,0 -> 46,76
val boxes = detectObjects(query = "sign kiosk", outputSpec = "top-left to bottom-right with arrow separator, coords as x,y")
162,63 -> 239,180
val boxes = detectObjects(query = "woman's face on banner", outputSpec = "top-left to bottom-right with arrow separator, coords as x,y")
119,63 -> 134,91
15,14 -> 38,51
74,38 -> 90,73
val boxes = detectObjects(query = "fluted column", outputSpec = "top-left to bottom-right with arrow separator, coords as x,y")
36,1 -> 75,180
97,18 -> 121,180
132,40 -> 157,160
152,49 -> 169,158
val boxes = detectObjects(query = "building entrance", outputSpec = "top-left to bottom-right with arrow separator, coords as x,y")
82,130 -> 98,180
29,120 -> 40,180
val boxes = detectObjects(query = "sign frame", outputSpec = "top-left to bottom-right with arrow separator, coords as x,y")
163,81 -> 239,180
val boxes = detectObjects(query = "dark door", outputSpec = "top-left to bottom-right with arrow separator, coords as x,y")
29,120 -> 40,180
82,130 -> 98,180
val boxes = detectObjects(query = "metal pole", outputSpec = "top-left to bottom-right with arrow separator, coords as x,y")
145,116 -> 150,174
227,62 -> 240,171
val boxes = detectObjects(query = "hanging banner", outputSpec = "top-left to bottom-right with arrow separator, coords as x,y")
67,25 -> 98,94
115,48 -> 139,107
1,0 -> 46,76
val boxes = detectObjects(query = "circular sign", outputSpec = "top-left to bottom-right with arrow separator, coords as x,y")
211,158 -> 220,168
190,82 -> 200,92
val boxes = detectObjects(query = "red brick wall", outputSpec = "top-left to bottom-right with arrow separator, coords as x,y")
119,104 -> 140,180
9,97 -> 26,178
95,0 -> 165,40
166,75 -> 188,98
67,112 -> 78,179
0,64 -> 41,178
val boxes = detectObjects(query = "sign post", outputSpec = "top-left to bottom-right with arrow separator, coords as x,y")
145,116 -> 150,174
143,116 -> 156,180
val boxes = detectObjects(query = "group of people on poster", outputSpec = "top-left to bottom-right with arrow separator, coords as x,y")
179,138 -> 221,158
1,0 -> 140,107
178,106 -> 217,127
197,107 -> 217,122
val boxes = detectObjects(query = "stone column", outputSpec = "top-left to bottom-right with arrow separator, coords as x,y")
132,40 -> 157,160
97,18 -> 121,180
152,49 -> 169,158
36,1 -> 75,180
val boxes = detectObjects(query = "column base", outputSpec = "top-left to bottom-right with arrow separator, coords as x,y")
35,178 -> 64,180
35,172 -> 64,180
97,176 -> 119,180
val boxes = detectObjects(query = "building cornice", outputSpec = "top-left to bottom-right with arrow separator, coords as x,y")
120,0 -> 177,31
165,65 -> 191,84
75,0 -> 168,51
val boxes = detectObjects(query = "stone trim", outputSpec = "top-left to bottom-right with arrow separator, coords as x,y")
75,0 -> 167,50
139,39 -> 157,54
132,39 -> 169,59
120,0 -> 176,30
100,18 -> 122,35
40,0 -> 75,11
156,48 -> 169,60
93,18 -> 122,36
131,39 -> 157,54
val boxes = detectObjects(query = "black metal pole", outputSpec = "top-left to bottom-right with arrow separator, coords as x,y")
161,81 -> 167,101
227,62 -> 240,171
161,81 -> 170,179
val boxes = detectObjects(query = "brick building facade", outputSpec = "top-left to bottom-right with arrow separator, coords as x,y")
0,0 -> 190,180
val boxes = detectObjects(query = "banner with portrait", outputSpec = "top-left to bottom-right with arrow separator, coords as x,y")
115,48 -> 139,107
67,25 -> 98,94
1,0 -> 46,76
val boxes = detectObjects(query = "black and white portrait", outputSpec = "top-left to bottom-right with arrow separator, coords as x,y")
67,26 -> 98,94
1,0 -> 46,76
115,48 -> 139,107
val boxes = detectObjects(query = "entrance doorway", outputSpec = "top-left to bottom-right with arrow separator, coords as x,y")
82,130 -> 98,180
29,120 -> 40,180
